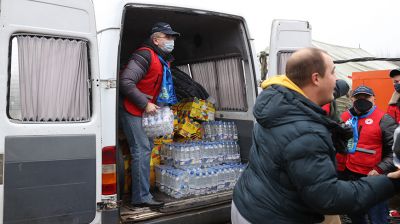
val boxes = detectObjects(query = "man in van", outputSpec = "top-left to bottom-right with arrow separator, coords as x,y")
232,48 -> 400,224
119,22 -> 180,208
336,85 -> 397,224
387,68 -> 400,123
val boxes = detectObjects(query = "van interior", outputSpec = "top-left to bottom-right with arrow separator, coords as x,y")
118,4 -> 256,223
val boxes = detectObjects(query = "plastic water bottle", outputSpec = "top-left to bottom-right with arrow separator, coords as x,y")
222,122 -> 228,140
211,170 -> 218,193
217,167 -> 224,191
227,122 -> 233,140
206,170 -> 213,194
233,122 -> 238,140
188,170 -> 195,196
234,142 -> 241,162
160,167 -> 166,192
210,122 -> 216,141
194,143 -> 201,165
195,172 -> 201,196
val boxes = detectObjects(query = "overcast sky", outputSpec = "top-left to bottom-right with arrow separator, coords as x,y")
173,0 -> 400,57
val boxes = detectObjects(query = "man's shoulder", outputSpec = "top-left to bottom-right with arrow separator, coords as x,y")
134,48 -> 152,58
128,48 -> 152,65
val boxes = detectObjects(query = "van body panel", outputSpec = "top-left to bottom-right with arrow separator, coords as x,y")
0,0 -> 101,223
98,30 -> 121,147
268,19 -> 312,77
4,135 -> 96,224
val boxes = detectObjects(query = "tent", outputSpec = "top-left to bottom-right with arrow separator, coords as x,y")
312,40 -> 398,85
260,41 -> 399,114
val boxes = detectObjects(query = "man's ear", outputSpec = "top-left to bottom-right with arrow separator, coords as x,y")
152,37 -> 160,46
310,72 -> 320,86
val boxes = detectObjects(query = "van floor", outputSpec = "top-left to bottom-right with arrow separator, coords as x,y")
120,190 -> 233,223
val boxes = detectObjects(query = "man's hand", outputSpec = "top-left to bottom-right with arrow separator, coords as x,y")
368,169 -> 380,176
145,102 -> 159,115
388,169 -> 400,179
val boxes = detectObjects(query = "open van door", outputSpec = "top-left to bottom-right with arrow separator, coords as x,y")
0,0 -> 101,223
267,19 -> 312,78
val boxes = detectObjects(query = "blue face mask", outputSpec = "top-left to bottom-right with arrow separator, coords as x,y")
160,40 -> 174,53
395,83 -> 400,93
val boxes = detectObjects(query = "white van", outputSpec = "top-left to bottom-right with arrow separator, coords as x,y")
266,19 -> 312,78
0,0 -> 259,223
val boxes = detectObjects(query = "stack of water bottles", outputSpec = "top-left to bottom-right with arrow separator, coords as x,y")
160,141 -> 241,168
142,106 -> 174,138
155,120 -> 245,199
202,121 -> 238,141
155,163 -> 246,198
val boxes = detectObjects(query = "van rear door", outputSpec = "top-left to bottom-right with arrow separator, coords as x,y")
0,0 -> 101,223
267,19 -> 312,78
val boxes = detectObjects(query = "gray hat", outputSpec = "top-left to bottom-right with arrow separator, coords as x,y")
352,85 -> 375,97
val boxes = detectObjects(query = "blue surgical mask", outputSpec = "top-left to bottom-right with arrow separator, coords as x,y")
160,40 -> 174,53
395,83 -> 400,93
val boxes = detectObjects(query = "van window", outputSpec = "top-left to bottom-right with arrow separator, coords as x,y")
177,57 -> 247,111
8,35 -> 91,122
277,51 -> 293,75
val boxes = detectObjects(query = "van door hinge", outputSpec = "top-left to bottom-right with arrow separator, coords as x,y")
100,79 -> 117,89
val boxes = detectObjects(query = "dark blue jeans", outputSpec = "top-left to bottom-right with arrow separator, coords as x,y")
348,200 -> 389,224
339,170 -> 389,224
119,103 -> 154,204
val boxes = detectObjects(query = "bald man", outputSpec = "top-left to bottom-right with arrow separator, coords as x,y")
232,48 -> 400,224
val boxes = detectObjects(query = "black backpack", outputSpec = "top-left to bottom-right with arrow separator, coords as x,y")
171,67 -> 209,101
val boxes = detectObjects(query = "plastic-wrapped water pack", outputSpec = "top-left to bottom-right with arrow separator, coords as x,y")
142,107 -> 174,138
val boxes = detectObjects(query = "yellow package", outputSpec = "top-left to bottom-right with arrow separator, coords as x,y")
123,155 -> 131,194
150,145 -> 161,189
153,133 -> 174,145
176,116 -> 202,138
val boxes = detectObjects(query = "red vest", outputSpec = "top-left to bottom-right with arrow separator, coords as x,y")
387,104 -> 400,123
336,108 -> 385,175
123,47 -> 163,116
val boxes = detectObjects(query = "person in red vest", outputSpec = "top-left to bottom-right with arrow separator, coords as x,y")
387,68 -> 400,123
118,22 -> 180,208
336,85 -> 397,224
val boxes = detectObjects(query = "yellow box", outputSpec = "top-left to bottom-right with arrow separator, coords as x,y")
150,145 -> 161,189
176,116 -> 202,138
176,98 -> 215,121
153,133 -> 174,145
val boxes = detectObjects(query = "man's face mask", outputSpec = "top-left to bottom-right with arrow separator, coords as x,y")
160,40 -> 174,53
354,98 -> 373,114
394,83 -> 400,93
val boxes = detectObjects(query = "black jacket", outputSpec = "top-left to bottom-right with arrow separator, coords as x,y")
233,84 -> 395,224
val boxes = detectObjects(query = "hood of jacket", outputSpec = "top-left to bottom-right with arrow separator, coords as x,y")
255,75 -> 337,130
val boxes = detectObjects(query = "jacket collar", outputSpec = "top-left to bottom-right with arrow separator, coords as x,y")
261,75 -> 307,98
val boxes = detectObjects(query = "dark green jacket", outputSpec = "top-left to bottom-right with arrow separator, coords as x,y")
233,84 -> 395,224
